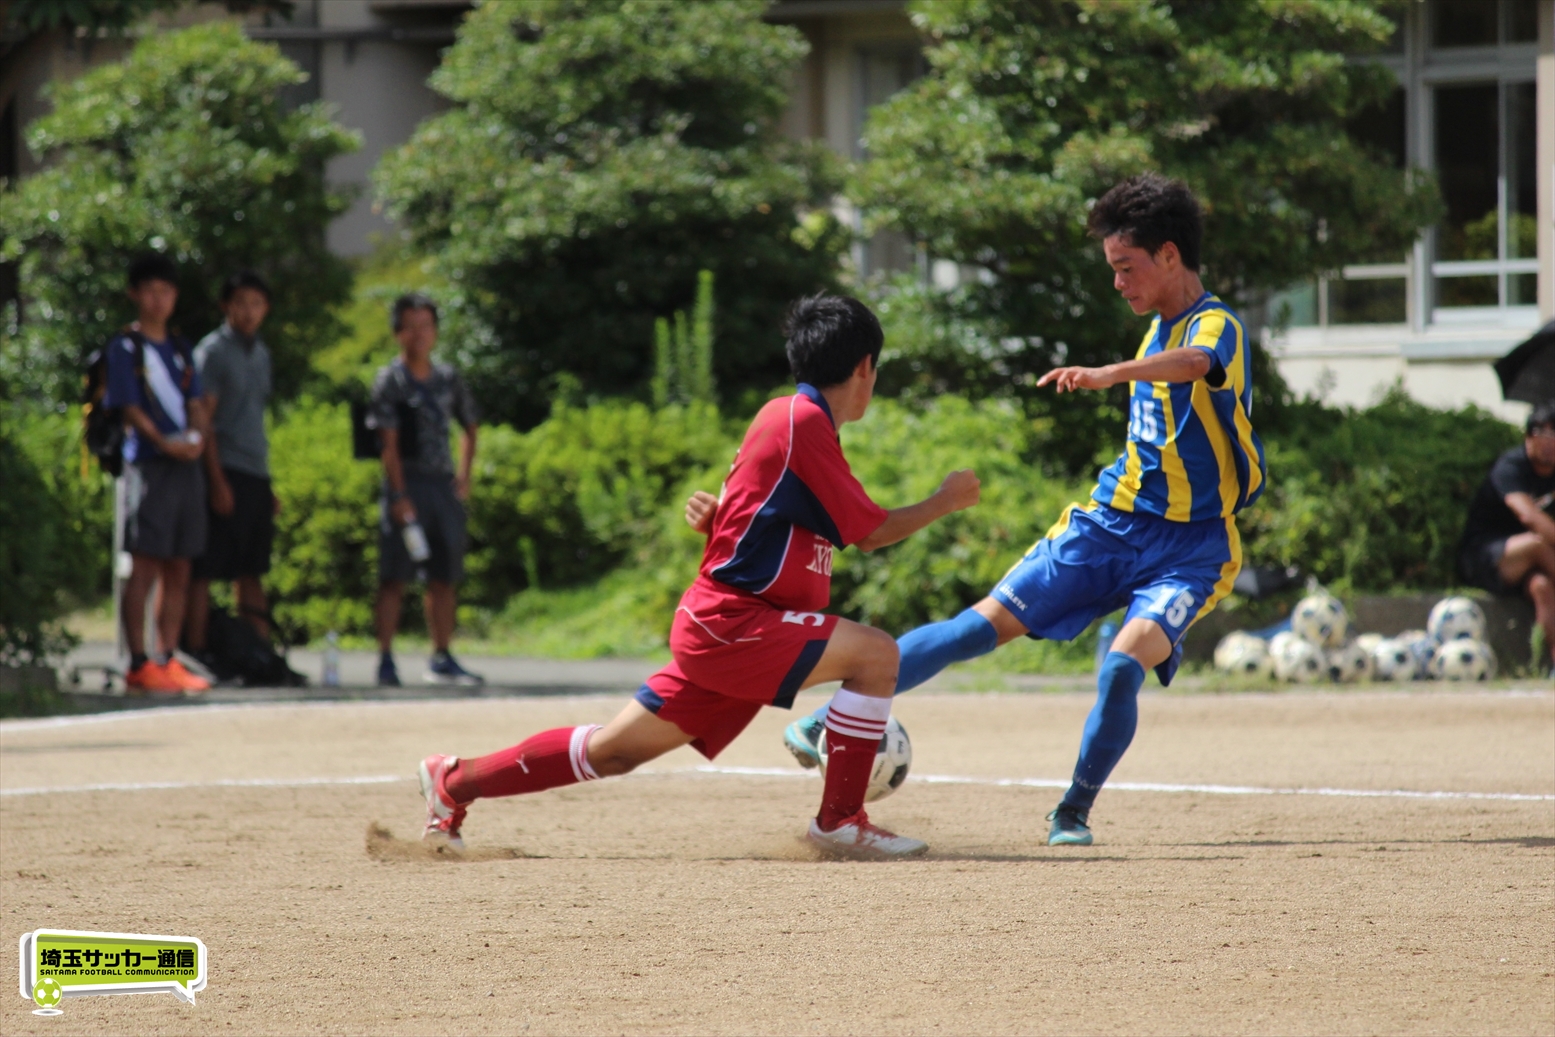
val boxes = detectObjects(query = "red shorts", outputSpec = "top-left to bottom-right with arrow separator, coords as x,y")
634,580 -> 837,759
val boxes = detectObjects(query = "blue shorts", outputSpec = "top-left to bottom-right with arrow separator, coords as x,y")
989,503 -> 1241,685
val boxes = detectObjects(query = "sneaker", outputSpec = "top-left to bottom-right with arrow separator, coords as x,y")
424,651 -> 483,687
417,754 -> 467,849
783,715 -> 824,769
1046,804 -> 1093,846
125,660 -> 184,695
377,656 -> 402,687
806,811 -> 928,860
161,658 -> 210,694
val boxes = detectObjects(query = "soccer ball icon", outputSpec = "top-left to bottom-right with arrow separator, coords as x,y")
1214,631 -> 1271,676
818,715 -> 912,802
1430,638 -> 1497,681
1273,635 -> 1324,683
33,978 -> 63,1008
1371,637 -> 1423,681
1325,642 -> 1373,683
1428,596 -> 1486,643
1291,593 -> 1349,649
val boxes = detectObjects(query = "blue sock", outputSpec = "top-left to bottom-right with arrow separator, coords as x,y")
809,609 -> 998,723
1061,651 -> 1146,814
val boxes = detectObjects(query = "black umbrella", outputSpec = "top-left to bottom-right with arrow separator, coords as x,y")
1495,319 -> 1555,405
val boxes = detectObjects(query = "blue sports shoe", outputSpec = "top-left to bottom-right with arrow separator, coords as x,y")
1046,804 -> 1093,846
425,650 -> 484,687
783,715 -> 824,769
377,655 -> 401,687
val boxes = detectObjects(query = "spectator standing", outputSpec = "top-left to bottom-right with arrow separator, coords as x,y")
372,294 -> 483,686
1457,402 -> 1555,674
106,254 -> 211,694
184,271 -> 278,661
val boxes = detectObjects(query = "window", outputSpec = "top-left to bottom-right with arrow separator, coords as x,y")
1431,80 -> 1537,312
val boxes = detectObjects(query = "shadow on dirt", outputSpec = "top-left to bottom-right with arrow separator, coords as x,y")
365,822 -> 529,862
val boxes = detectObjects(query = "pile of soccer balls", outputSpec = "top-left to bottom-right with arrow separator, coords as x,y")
1213,594 -> 1497,683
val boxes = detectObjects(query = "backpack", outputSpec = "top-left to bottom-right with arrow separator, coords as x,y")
350,364 -> 428,460
82,329 -> 195,476
197,603 -> 307,688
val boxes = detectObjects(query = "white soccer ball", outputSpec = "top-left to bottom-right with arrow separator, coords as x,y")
1430,638 -> 1497,681
1273,635 -> 1325,683
817,715 -> 912,802
1291,593 -> 1349,649
1396,629 -> 1437,673
1354,632 -> 1385,657
1268,630 -> 1299,660
1214,631 -> 1271,676
1428,596 -> 1486,644
1325,641 -> 1374,683
1370,637 -> 1423,681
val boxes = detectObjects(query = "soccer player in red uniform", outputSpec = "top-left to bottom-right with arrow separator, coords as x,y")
417,295 -> 980,858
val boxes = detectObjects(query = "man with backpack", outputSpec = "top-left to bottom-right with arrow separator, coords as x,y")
104,253 -> 211,694
371,293 -> 483,687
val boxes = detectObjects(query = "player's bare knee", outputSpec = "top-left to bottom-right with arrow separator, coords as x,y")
1529,572 -> 1554,604
589,752 -> 640,777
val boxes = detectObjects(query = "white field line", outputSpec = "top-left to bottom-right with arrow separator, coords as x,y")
4,766 -> 1549,803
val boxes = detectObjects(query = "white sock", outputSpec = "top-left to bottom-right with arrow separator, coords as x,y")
824,689 -> 891,740
569,724 -> 602,782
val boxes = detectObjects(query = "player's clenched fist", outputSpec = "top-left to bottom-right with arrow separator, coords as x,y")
685,490 -> 719,533
936,468 -> 981,512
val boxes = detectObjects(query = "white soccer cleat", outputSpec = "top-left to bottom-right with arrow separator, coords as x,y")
806,811 -> 928,860
418,753 -> 467,850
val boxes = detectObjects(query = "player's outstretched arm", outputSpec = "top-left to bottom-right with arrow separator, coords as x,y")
685,490 -> 718,534
1039,348 -> 1212,393
856,469 -> 980,552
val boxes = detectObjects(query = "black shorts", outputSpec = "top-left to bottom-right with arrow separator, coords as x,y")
1458,537 -> 1516,596
126,457 -> 207,560
193,468 -> 275,580
379,476 -> 467,584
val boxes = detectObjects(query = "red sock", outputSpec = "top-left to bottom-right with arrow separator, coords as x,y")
817,690 -> 891,831
445,725 -> 600,803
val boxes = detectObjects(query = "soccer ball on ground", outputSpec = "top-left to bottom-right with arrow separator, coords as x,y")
1214,631 -> 1271,676
1428,596 -> 1486,643
1291,593 -> 1349,648
1430,638 -> 1497,681
1371,637 -> 1423,681
1354,632 -> 1385,657
1396,630 -> 1437,672
1325,641 -> 1374,683
1273,635 -> 1325,683
817,715 -> 912,802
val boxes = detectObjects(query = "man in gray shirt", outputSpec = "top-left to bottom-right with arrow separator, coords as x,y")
185,271 -> 278,659
372,293 -> 483,686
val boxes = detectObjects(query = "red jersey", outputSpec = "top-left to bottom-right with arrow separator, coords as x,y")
697,384 -> 888,613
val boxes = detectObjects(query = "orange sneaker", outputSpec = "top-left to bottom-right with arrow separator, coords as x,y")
125,660 -> 184,694
162,658 -> 210,694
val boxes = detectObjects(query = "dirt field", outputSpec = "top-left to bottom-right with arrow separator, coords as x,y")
3,687 -> 1552,1035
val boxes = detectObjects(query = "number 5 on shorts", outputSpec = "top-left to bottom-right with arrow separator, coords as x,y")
1150,587 -> 1195,630
782,611 -> 826,627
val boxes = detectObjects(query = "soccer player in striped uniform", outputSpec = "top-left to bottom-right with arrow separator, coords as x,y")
416,295 -> 981,859
724,174 -> 1267,846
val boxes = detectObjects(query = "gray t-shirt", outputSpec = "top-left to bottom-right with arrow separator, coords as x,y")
370,359 -> 479,479
193,322 -> 271,478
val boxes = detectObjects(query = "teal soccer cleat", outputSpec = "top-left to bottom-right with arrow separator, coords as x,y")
783,715 -> 824,769
1046,805 -> 1093,846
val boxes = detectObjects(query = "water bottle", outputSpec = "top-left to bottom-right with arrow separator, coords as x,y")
402,520 -> 431,564
323,631 -> 341,688
1095,619 -> 1119,670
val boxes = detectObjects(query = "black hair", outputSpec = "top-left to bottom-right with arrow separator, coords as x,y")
1087,173 -> 1204,271
783,293 -> 883,388
220,269 -> 272,303
1528,402 -> 1555,435
391,292 -> 439,333
127,252 -> 179,290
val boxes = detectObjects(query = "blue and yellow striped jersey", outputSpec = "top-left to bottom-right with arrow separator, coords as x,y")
1092,293 -> 1267,522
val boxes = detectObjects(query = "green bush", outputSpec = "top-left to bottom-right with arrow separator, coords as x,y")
1239,389 -> 1520,592
0,404 -> 109,663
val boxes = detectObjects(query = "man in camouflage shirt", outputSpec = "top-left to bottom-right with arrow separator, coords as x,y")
370,293 -> 482,686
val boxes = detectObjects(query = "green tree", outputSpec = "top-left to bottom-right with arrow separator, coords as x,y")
652,269 -> 716,408
858,0 -> 1440,475
375,0 -> 846,429
0,21 -> 359,403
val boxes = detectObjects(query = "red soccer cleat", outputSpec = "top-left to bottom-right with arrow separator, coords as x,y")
161,658 -> 210,694
417,754 -> 468,849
